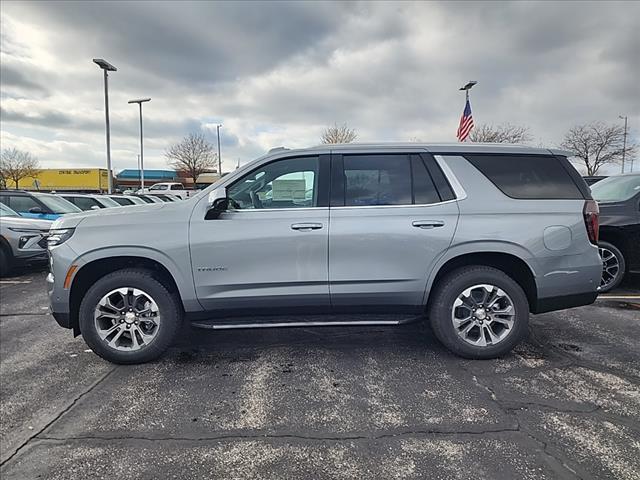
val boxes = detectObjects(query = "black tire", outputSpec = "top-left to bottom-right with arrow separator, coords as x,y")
0,244 -> 13,277
598,241 -> 626,293
79,268 -> 182,364
428,266 -> 529,359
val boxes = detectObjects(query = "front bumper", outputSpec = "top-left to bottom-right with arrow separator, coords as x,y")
46,243 -> 78,320
51,310 -> 72,329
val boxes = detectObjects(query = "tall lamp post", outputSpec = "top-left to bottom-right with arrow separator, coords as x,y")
216,124 -> 222,176
128,98 -> 151,191
459,80 -> 477,101
93,59 -> 117,194
619,115 -> 628,173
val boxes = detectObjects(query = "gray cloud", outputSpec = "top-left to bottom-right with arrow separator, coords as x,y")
0,64 -> 48,93
1,0 -> 638,174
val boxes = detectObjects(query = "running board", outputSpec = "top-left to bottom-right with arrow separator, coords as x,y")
191,320 -> 404,330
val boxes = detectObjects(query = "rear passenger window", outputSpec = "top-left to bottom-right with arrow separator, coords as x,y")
464,155 -> 584,199
411,155 -> 440,204
344,155 -> 412,206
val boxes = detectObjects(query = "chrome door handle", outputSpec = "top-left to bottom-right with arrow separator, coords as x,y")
291,223 -> 323,231
412,220 -> 445,229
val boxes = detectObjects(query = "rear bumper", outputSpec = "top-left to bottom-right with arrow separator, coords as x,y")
532,291 -> 598,314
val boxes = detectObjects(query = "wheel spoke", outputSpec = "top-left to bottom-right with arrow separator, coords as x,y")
483,325 -> 499,344
134,325 -> 154,344
453,312 -> 473,327
474,329 -> 487,347
97,323 -> 120,340
479,286 -> 491,305
490,316 -> 513,328
492,305 -> 514,316
107,327 -> 126,348
130,328 -> 140,349
459,321 -> 476,336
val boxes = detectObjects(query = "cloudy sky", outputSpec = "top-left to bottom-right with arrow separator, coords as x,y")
1,1 -> 639,174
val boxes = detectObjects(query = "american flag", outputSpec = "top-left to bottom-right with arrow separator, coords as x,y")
457,99 -> 474,142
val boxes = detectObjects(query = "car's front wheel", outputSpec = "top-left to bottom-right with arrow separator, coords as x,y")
0,245 -> 12,277
79,268 -> 182,364
428,266 -> 529,359
598,241 -> 625,293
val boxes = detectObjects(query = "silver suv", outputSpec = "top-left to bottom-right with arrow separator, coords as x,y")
47,144 -> 602,364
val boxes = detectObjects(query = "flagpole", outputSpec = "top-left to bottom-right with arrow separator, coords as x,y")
458,81 -> 477,142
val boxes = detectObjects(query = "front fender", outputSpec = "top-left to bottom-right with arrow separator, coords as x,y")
71,246 -> 202,312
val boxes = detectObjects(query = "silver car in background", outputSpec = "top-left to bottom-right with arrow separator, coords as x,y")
59,193 -> 121,211
0,203 -> 52,275
47,143 -> 602,364
106,195 -> 148,206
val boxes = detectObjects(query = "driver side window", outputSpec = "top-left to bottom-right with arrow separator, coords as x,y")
227,156 -> 318,209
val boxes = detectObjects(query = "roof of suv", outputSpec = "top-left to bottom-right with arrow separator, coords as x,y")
0,189 -> 34,196
267,143 -> 571,157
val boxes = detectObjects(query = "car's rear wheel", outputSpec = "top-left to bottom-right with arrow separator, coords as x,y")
428,266 -> 529,359
598,241 -> 625,293
79,269 -> 182,364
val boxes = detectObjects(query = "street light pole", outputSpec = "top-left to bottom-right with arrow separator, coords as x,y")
619,115 -> 628,173
93,59 -> 117,194
216,124 -> 222,176
128,98 -> 151,191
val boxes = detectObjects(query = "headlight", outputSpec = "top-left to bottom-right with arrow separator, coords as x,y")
47,228 -> 75,247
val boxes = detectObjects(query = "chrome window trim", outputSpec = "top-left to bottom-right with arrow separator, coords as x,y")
330,199 -> 459,210
433,155 -> 467,201
226,207 -> 328,213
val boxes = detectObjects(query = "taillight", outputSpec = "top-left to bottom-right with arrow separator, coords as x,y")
583,200 -> 599,245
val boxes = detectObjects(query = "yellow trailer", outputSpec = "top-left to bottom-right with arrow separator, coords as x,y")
14,169 -> 110,192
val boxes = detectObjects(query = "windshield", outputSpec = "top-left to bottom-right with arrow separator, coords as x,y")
96,196 -> 121,207
150,184 -> 168,191
127,196 -> 147,205
0,203 -> 19,217
591,175 -> 640,202
34,194 -> 82,213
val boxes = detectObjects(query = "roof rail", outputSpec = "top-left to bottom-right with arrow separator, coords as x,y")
268,146 -> 288,153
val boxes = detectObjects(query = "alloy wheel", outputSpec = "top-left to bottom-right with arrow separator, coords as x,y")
451,284 -> 516,347
598,247 -> 620,291
94,287 -> 161,351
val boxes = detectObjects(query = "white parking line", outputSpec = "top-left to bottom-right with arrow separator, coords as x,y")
0,280 -> 32,285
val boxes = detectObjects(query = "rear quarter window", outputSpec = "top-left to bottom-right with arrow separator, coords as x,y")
464,154 -> 585,200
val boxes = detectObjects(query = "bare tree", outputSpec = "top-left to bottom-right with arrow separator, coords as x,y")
0,148 -> 39,189
320,123 -> 358,144
469,123 -> 532,144
561,122 -> 637,176
165,133 -> 217,186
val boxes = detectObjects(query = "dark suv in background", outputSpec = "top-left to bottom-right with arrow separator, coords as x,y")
590,173 -> 640,292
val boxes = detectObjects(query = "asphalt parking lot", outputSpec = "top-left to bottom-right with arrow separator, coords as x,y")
1,267 -> 639,480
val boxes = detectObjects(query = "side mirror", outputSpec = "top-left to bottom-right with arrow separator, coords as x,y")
28,207 -> 43,214
90,205 -> 101,210
205,197 -> 229,220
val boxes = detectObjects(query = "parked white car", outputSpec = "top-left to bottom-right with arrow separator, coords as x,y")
0,203 -> 51,274
139,182 -> 192,200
